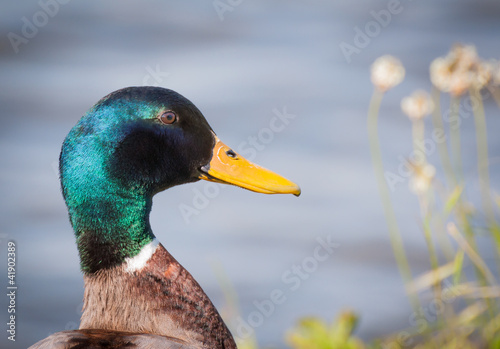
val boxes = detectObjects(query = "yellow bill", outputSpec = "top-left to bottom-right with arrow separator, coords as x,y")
199,137 -> 301,196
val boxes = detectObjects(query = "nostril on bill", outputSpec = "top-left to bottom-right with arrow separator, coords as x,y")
226,149 -> 238,159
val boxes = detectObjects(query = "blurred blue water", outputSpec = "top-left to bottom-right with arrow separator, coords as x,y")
1,1 -> 500,348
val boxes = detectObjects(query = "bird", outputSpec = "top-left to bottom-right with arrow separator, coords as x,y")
30,86 -> 300,349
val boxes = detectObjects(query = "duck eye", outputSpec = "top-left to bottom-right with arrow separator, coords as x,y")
159,111 -> 177,125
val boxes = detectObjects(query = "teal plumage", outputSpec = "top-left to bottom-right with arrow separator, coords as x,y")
60,87 -> 214,273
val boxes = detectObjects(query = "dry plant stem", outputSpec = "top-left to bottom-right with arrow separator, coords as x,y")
411,118 -> 437,263
469,87 -> 500,255
448,223 -> 497,319
430,87 -> 456,188
456,201 -> 484,284
419,195 -> 444,325
429,182 -> 457,262
449,96 -> 463,183
429,88 -> 463,261
419,197 -> 439,271
446,94 -> 485,288
432,188 -> 456,262
483,311 -> 500,341
412,119 -> 426,164
487,85 -> 500,110
368,89 -> 419,310
413,119 -> 441,302
470,87 -> 494,219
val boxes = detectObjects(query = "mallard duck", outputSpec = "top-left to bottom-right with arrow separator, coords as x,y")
31,87 -> 300,349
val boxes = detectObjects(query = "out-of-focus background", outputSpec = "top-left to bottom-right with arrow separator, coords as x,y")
1,1 -> 500,348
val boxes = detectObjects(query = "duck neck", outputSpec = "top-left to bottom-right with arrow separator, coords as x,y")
66,182 -> 155,274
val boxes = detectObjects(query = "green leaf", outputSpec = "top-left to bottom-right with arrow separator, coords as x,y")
453,249 -> 465,286
444,185 -> 464,217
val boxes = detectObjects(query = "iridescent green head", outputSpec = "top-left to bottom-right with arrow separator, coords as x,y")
60,86 -> 300,274
60,87 -> 215,273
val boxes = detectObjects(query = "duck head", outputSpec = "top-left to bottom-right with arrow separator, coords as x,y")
60,87 -> 300,273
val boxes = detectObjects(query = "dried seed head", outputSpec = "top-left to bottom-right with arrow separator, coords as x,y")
409,162 -> 435,195
472,61 -> 494,90
453,44 -> 479,72
430,44 -> 492,95
493,61 -> 500,86
401,90 -> 434,121
371,55 -> 405,92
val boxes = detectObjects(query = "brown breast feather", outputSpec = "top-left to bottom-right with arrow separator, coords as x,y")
73,243 -> 237,349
